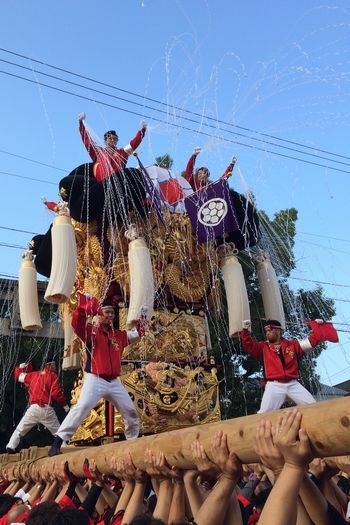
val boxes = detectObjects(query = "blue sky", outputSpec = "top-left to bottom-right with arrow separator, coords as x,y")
1,0 -> 350,386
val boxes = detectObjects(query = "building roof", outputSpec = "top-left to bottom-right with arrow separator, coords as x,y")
315,382 -> 349,402
334,379 -> 350,393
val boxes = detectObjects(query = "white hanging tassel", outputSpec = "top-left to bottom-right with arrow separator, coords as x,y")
255,250 -> 286,330
18,250 -> 42,331
62,311 -> 81,370
125,224 -> 154,329
218,244 -> 250,337
45,205 -> 77,304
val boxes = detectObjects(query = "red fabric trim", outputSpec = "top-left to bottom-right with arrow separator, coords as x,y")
83,459 -> 95,480
237,493 -> 251,507
109,510 -> 124,525
58,494 -> 77,509
307,320 -> 339,344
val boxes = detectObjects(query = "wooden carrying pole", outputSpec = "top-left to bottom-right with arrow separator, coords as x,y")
1,397 -> 350,480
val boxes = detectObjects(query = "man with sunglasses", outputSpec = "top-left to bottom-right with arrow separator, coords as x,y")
239,318 -> 338,413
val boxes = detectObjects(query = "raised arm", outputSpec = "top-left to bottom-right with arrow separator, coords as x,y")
307,458 -> 347,517
184,147 -> 201,190
49,373 -> 69,408
78,113 -> 98,162
238,320 -> 264,360
220,156 -> 237,179
71,294 -> 100,342
258,409 -> 314,525
194,431 -> 243,525
14,362 -> 33,383
299,319 -> 339,352
109,455 -> 135,520
127,120 -> 147,153
144,448 -> 173,524
120,452 -> 149,525
186,437 -> 220,519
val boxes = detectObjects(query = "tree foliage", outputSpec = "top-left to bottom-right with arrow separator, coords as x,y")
155,154 -> 173,169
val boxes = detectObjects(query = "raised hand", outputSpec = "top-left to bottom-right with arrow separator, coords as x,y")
123,452 -> 148,484
88,458 -> 104,483
190,439 -> 219,481
334,455 -> 350,476
274,409 -> 313,468
255,418 -> 284,476
210,430 -> 242,481
144,448 -> 175,481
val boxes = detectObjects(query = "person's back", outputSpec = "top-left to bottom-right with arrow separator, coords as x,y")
24,368 -> 64,406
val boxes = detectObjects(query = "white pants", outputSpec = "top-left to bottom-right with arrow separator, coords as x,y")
6,404 -> 60,450
56,373 -> 139,441
258,379 -> 316,413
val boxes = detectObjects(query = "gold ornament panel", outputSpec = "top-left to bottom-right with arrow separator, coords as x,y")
69,363 -> 221,443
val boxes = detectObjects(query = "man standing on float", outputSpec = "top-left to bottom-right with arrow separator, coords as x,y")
78,113 -> 147,181
239,318 -> 338,413
49,295 -> 144,456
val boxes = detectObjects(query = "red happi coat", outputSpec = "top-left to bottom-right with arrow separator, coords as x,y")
79,119 -> 145,181
16,369 -> 67,407
239,329 -> 305,382
71,297 -> 128,379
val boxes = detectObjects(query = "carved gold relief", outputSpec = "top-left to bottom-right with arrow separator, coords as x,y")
69,364 -> 220,443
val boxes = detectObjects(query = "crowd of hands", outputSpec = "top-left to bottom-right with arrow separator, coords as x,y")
2,408 -> 350,525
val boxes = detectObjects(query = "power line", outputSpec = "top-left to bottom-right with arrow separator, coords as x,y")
2,237 -> 350,301
1,53 -> 350,302
297,239 -> 350,257
0,170 -> 59,185
289,276 -> 350,289
0,150 -> 66,173
0,242 -> 26,250
2,222 -> 350,257
1,47 -> 350,162
0,272 -> 18,279
2,57 -> 350,170
2,68 -> 350,175
320,363 -> 350,382
299,231 -> 350,244
1,226 -> 350,288
0,226 -> 38,235
1,55 -> 350,173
